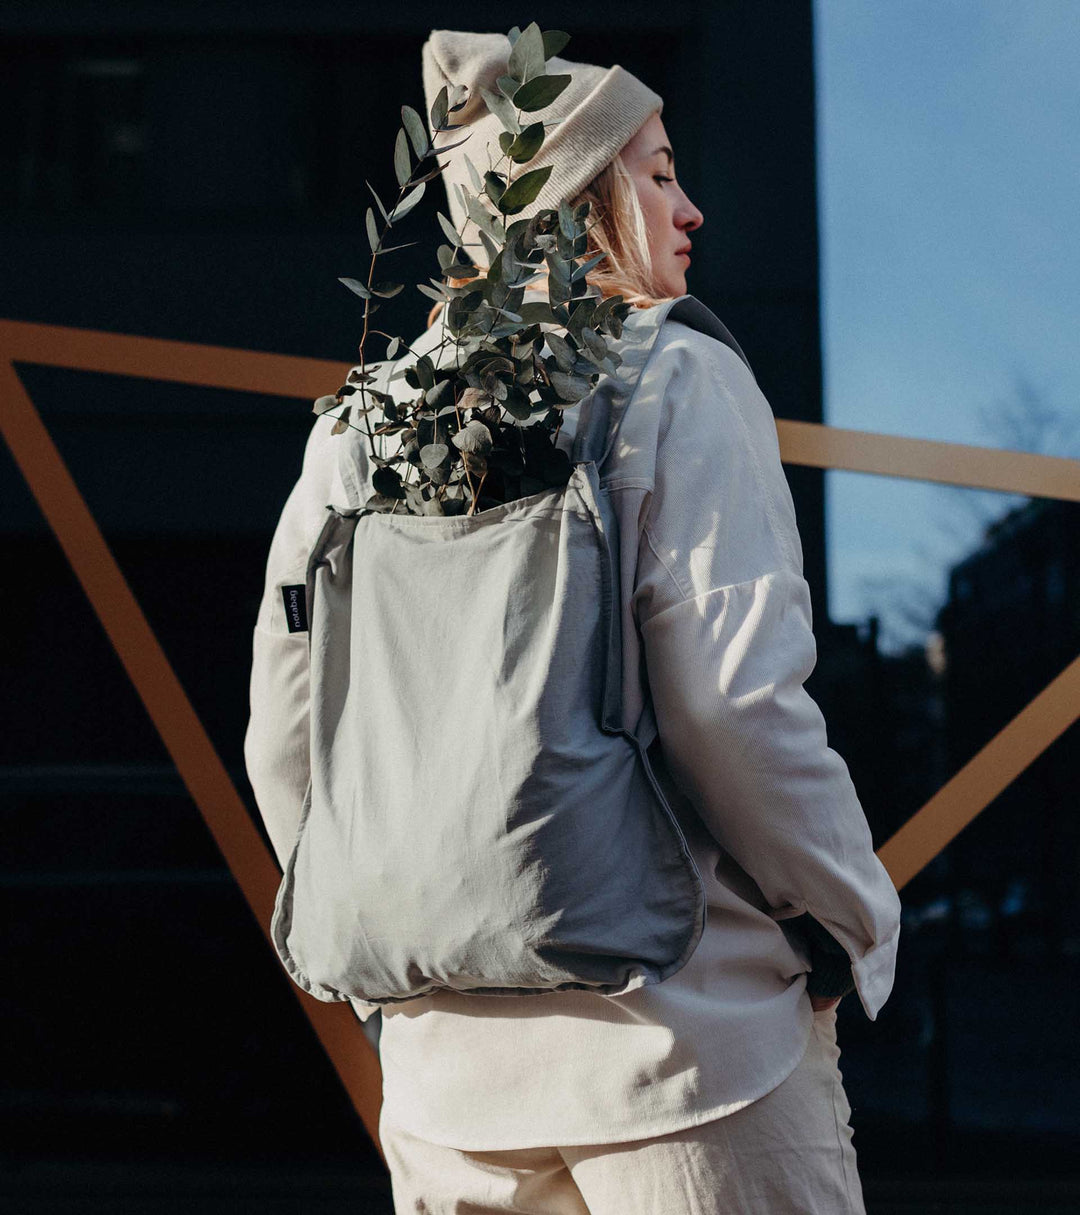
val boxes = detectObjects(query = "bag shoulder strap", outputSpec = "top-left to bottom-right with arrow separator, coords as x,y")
572,293 -> 755,469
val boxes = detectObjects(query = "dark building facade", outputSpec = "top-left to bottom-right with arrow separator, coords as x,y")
1,0 -> 828,1190
936,496 -> 1080,958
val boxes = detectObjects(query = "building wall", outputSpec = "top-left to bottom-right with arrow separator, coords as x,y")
0,0 -> 828,1171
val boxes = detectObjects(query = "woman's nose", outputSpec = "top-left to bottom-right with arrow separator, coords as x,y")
678,192 -> 704,231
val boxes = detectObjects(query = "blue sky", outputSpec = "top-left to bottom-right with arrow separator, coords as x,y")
812,0 -> 1080,652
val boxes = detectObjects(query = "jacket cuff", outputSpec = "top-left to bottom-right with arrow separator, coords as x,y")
795,910 -> 897,1011
849,922 -> 901,1021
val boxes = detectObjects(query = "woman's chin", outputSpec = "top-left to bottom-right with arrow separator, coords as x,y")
662,269 -> 689,297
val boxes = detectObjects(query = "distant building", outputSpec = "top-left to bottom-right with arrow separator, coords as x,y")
935,497 -> 1080,956
812,616 -> 945,864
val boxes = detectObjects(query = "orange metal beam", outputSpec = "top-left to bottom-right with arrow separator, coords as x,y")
2,318 -> 1078,1165
0,340 -> 386,1163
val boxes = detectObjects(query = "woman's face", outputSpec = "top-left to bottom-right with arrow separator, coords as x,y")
621,111 -> 704,297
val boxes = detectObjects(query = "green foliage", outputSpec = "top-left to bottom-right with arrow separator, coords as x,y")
316,21 -> 633,517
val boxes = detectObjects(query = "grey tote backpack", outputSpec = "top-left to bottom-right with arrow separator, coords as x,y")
270,294 -> 753,1008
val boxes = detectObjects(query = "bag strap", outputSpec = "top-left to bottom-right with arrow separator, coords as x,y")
571,293 -> 754,469
566,295 -> 754,735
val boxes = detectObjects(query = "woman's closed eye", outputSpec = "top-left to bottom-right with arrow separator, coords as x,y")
653,174 -> 674,185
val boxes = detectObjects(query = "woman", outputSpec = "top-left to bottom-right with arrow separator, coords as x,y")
244,28 -> 901,1214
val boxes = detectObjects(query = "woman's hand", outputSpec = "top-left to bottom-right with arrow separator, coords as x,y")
809,994 -> 841,1013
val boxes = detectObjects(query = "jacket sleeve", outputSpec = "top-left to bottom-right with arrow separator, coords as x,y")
633,325 -> 901,1020
243,406 -> 380,1023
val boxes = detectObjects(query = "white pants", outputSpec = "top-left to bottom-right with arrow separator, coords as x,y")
379,1005 -> 866,1214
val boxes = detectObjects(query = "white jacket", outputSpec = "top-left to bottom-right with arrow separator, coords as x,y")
244,294 -> 902,1150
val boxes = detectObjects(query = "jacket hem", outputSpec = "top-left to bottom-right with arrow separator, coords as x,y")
377,1005 -> 816,1153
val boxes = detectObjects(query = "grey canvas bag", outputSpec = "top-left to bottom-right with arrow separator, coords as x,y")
270,294 -> 753,1008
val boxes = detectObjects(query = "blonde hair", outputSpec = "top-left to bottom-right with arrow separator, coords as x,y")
426,151 -> 673,328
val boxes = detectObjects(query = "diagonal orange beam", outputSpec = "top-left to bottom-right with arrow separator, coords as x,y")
878,653 -> 1080,890
0,353 -> 387,1164
0,318 -> 353,400
2,317 -> 1078,1165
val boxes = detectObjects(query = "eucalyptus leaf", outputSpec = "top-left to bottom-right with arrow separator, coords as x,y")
506,122 -> 545,163
430,84 -> 448,133
558,200 -> 576,240
365,179 -> 391,225
580,326 -> 607,359
502,384 -> 532,416
401,104 -> 430,160
366,207 -> 380,254
429,132 -> 472,155
548,271 -> 570,307
372,465 -> 405,498
479,84 -> 521,134
571,250 -> 608,282
502,391 -> 532,419
388,180 -> 425,222
462,153 -> 484,193
549,370 -> 592,401
411,161 -> 447,188
465,193 -> 505,241
499,239 -> 519,281
393,127 -> 411,187
416,354 -> 436,390
416,283 -> 448,302
499,165 -> 553,214
545,331 -> 577,372
545,248 -> 571,283
542,30 -> 571,58
420,442 -> 449,469
425,379 -> 454,410
339,276 -> 372,300
508,22 -> 545,84
497,73 -> 522,102
436,211 -> 462,247
513,74 -> 572,112
477,227 -> 501,268
371,282 -> 405,298
517,300 -> 559,325
483,170 -> 506,207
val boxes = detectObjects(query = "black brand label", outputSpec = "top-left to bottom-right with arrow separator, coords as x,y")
281,584 -> 308,633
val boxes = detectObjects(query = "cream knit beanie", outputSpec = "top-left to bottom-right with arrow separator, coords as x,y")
421,29 -> 663,236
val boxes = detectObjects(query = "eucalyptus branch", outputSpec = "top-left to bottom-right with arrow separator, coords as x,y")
312,20 -> 633,517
